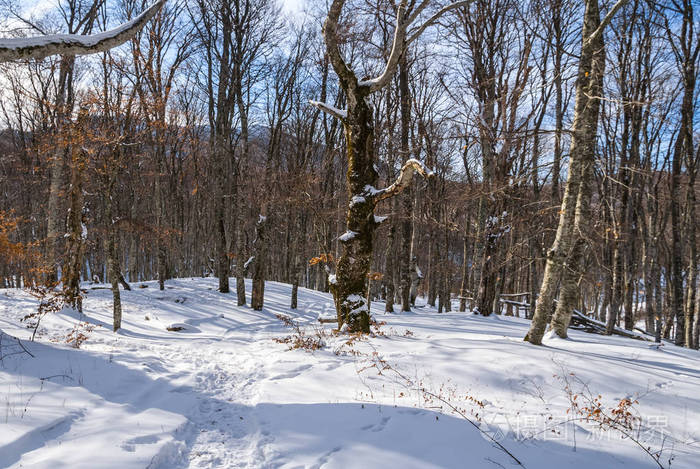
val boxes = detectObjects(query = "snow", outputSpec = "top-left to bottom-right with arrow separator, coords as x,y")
1,278 -> 699,468
0,1 -> 162,51
406,158 -> 434,178
373,215 -> 388,223
308,100 -> 347,119
345,294 -> 364,302
349,195 -> 365,207
338,230 -> 358,242
363,184 -> 382,196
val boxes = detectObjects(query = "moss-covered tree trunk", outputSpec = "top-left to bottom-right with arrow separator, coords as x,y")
330,89 -> 378,332
314,0 -> 461,332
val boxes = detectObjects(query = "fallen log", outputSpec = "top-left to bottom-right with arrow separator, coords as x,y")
569,309 -> 651,341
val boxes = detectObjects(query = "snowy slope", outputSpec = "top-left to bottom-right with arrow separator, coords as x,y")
1,278 -> 698,468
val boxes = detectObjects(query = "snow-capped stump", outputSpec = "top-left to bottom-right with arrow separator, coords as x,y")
166,322 -> 201,333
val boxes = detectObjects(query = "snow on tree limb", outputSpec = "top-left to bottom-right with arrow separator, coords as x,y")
358,0 -> 408,92
309,100 -> 347,121
374,159 -> 434,202
358,0 -> 472,92
0,0 -> 165,63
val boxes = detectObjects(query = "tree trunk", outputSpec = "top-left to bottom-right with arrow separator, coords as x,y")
399,57 -> 413,313
606,229 -> 624,334
235,110 -> 249,306
46,58 -> 75,284
670,124 -> 686,346
156,149 -> 168,291
384,198 -> 396,312
441,213 -> 451,312
428,223 -> 439,307
459,231 -> 469,312
685,174 -> 697,347
526,0 -> 610,343
105,176 -> 122,331
668,0 -> 696,346
291,247 -> 300,310
63,143 -> 87,313
251,214 -> 269,311
330,88 -> 378,332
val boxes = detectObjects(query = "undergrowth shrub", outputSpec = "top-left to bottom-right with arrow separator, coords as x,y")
273,314 -> 326,352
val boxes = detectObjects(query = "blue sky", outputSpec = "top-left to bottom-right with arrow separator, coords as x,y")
280,0 -> 304,13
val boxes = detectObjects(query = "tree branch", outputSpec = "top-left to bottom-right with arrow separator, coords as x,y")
359,0 -> 408,92
323,0 -> 357,87
0,0 -> 165,63
406,0 -> 431,26
374,158 -> 434,202
359,0 -> 473,92
584,0 -> 628,48
309,100 -> 347,121
406,0 -> 472,46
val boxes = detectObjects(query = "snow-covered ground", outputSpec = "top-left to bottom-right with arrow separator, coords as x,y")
1,278 -> 698,468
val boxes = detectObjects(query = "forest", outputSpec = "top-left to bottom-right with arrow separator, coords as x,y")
0,0 -> 699,467
2,0 -> 697,345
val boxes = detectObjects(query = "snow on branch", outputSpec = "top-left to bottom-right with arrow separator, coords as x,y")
0,0 -> 165,63
374,159 -> 434,202
338,230 -> 358,242
309,100 -> 347,121
358,0 -> 408,92
359,0 -> 472,92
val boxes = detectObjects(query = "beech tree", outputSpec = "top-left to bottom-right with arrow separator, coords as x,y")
310,0 -> 468,333
662,0 -> 699,347
128,0 -> 192,291
525,0 -> 628,345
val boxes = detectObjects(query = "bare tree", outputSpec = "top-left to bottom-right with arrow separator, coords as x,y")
311,0 -> 467,332
661,0 -> 699,347
128,0 -> 192,291
525,0 -> 627,344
